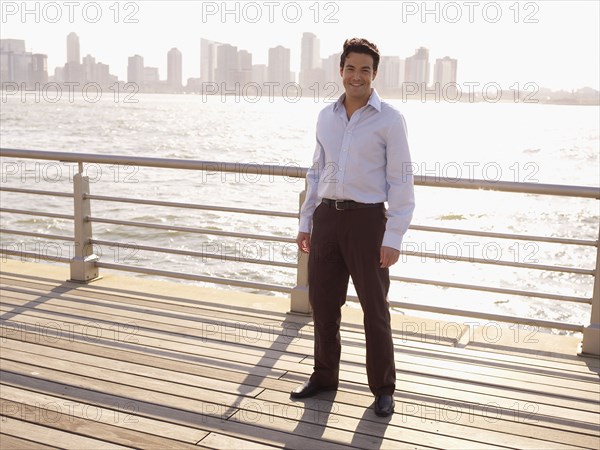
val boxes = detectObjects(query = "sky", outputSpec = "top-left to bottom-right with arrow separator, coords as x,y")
1,0 -> 599,91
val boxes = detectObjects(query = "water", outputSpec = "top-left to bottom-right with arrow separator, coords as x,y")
1,94 -> 598,332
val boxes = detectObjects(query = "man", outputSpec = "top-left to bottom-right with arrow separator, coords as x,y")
291,38 -> 415,417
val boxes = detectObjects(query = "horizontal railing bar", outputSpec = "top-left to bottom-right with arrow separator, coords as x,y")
0,187 -> 73,198
2,148 -> 599,198
0,250 -> 71,264
95,262 -> 292,293
386,299 -> 584,332
89,239 -> 297,269
88,217 -> 295,243
399,250 -> 593,275
345,295 -> 584,331
0,185 -> 594,246
389,275 -> 591,303
0,229 -> 74,242
409,224 -> 598,247
86,194 -> 298,218
414,176 -> 600,199
0,148 -> 306,179
0,208 -> 73,220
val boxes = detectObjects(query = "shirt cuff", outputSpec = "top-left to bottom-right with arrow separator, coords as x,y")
382,231 -> 403,251
299,216 -> 312,234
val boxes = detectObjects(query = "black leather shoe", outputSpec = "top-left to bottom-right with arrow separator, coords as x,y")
290,379 -> 337,399
374,395 -> 395,417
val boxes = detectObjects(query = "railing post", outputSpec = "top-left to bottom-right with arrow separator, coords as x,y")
70,162 -> 100,283
289,183 -> 312,315
580,222 -> 600,357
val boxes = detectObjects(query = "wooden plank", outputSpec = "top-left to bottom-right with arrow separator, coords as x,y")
2,284 -> 594,389
257,387 -> 599,450
226,406 -> 495,450
279,372 -> 600,437
2,294 -> 597,401
1,340 -> 264,398
4,335 -> 597,448
2,356 -> 594,450
0,398 -> 207,450
304,352 -> 600,397
3,329 -> 597,422
0,384 -> 209,447
1,270 -> 599,449
4,278 -> 597,375
0,329 -> 291,393
0,352 -> 264,416
197,432 -> 280,450
0,416 -> 134,449
0,306 -> 301,376
2,314 -> 597,435
3,306 -> 596,418
0,277 -> 295,330
0,298 -> 304,365
0,372 -> 349,450
0,360 -> 497,449
2,268 -> 595,366
0,289 -> 311,360
0,433 -> 61,450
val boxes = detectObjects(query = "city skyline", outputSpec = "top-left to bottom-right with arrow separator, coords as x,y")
2,31 -> 461,94
3,30 -> 598,104
1,1 -> 598,92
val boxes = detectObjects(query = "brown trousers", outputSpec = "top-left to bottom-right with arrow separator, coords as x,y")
308,202 -> 396,396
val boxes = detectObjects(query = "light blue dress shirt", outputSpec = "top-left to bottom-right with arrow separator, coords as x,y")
299,89 -> 415,250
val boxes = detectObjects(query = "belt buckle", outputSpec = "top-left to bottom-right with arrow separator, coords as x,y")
335,200 -> 344,210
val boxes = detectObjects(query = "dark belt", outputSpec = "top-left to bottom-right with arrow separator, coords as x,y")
322,198 -> 383,210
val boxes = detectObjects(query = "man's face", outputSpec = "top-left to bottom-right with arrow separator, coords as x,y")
340,52 -> 377,101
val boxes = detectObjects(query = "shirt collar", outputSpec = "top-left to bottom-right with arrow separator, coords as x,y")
333,88 -> 382,113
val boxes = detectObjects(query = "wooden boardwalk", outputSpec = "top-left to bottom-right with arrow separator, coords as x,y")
1,260 -> 599,449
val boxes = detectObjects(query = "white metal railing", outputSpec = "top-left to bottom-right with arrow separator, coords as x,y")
1,148 -> 599,356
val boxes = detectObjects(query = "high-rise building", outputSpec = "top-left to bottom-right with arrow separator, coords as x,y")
200,38 -> 221,82
143,67 -> 159,88
95,62 -> 112,87
321,52 -> 343,97
67,32 -> 80,64
404,47 -> 430,86
167,47 -> 182,90
127,54 -> 144,84
31,54 -> 48,84
434,56 -> 458,88
300,32 -> 322,88
0,39 -> 27,84
268,45 -> 292,86
376,56 -> 405,90
0,39 -> 48,88
215,44 -> 239,88
252,64 -> 267,85
82,54 -> 96,82
0,39 -> 26,53
238,49 -> 252,84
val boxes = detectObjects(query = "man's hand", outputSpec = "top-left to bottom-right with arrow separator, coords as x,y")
380,246 -> 400,268
297,232 -> 311,253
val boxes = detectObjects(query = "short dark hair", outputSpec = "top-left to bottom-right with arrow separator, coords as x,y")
340,38 -> 380,72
